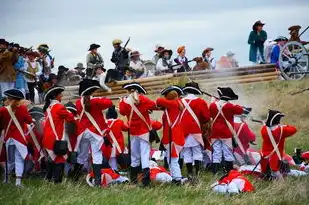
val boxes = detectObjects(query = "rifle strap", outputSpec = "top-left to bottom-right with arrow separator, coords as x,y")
265,126 -> 283,160
6,106 -> 27,142
107,119 -> 122,153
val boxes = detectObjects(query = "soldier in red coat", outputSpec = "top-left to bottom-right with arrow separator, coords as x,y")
75,79 -> 113,186
42,86 -> 75,183
156,85 -> 186,185
233,107 -> 256,165
0,89 -> 33,186
102,105 -> 129,170
260,110 -> 297,180
209,87 -> 243,174
180,82 -> 210,179
119,82 -> 157,187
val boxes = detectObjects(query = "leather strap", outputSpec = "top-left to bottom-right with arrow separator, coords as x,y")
181,99 -> 200,129
107,119 -> 122,153
46,106 -> 65,141
265,126 -> 283,160
6,106 -> 27,142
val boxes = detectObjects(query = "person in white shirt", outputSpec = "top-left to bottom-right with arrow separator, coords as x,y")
156,49 -> 173,75
25,51 -> 41,103
92,67 -> 111,93
202,48 -> 216,70
152,44 -> 165,64
129,51 -> 146,79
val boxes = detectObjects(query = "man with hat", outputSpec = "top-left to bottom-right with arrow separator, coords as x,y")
156,85 -> 187,185
260,110 -> 297,180
270,36 -> 288,65
92,66 -> 111,93
248,20 -> 267,64
0,39 -> 18,99
25,51 -> 41,103
111,39 -> 129,80
74,79 -> 113,186
202,48 -> 216,70
288,25 -> 309,44
180,82 -> 210,180
156,49 -> 173,75
86,43 -> 104,79
74,62 -> 86,79
209,87 -> 243,174
119,82 -> 157,187
129,51 -> 146,79
0,88 -> 33,186
152,44 -> 165,64
233,107 -> 256,165
37,44 -> 54,75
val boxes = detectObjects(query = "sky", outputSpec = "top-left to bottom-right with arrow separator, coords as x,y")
2,0 -> 309,70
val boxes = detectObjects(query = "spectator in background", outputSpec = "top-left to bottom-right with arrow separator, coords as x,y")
174,46 -> 191,73
123,66 -> 134,80
264,39 -> 277,63
226,51 -> 239,68
202,47 -> 216,70
152,44 -> 165,64
0,38 -> 18,99
93,67 -> 111,93
86,43 -> 104,79
111,39 -> 129,80
74,62 -> 86,79
14,44 -> 28,94
248,21 -> 267,64
129,51 -> 146,78
156,49 -> 173,75
270,36 -> 288,65
24,51 -> 41,103
37,44 -> 54,76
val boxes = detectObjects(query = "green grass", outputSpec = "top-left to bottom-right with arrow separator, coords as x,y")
1,78 -> 309,205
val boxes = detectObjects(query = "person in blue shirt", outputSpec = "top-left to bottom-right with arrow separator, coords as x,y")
270,36 -> 288,65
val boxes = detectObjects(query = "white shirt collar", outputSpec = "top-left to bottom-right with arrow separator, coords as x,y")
184,94 -> 197,100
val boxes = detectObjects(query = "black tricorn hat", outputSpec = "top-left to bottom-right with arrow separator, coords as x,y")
65,101 -> 77,113
88,43 -> 100,51
58,65 -> 69,72
79,79 -> 101,96
265,109 -> 285,127
4,89 -> 25,99
122,82 -> 147,94
217,87 -> 238,101
182,81 -> 202,95
161,85 -> 183,96
44,85 -> 65,101
29,107 -> 44,118
106,105 -> 118,119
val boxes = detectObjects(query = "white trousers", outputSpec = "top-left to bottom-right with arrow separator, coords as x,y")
130,136 -> 150,169
7,145 -> 24,177
155,172 -> 172,183
109,157 -> 117,170
0,82 -> 15,98
211,138 -> 234,163
166,147 -> 182,180
77,129 -> 103,165
183,145 -> 203,163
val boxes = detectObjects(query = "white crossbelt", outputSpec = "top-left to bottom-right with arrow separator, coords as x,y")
6,106 -> 27,142
265,126 -> 283,160
180,99 -> 200,129
107,119 -> 122,153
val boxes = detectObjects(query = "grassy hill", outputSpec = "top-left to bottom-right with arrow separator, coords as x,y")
1,78 -> 309,205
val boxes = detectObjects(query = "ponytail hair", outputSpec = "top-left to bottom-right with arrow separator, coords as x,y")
43,90 -> 63,112
43,98 -> 51,112
84,95 -> 91,112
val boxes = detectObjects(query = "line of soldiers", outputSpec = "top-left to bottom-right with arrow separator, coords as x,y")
0,79 -> 299,187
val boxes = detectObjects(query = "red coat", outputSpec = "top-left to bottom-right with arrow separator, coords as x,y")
180,95 -> 210,144
76,97 -> 113,136
234,122 -> 256,156
43,101 -> 75,163
150,166 -> 170,180
0,105 -> 32,146
102,119 -> 129,159
209,100 -> 243,139
25,124 -> 44,162
260,125 -> 297,172
156,98 -> 185,157
217,170 -> 254,192
119,95 -> 156,137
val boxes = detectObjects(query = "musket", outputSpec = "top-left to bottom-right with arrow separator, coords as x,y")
299,26 -> 309,38
290,87 -> 309,95
115,37 -> 130,70
201,91 -> 219,99
250,118 -> 264,124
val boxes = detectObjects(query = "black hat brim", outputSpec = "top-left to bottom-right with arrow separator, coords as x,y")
4,89 -> 25,99
182,86 -> 202,95
161,86 -> 183,96
44,86 -> 65,101
88,44 -> 100,51
122,83 -> 147,94
80,86 -> 100,96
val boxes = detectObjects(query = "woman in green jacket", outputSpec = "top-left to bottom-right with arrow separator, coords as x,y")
248,21 -> 267,64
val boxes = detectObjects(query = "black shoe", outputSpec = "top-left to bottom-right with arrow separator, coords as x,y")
130,166 -> 139,184
178,158 -> 184,170
93,164 -> 102,186
70,163 -> 83,181
54,163 -> 64,184
171,179 -> 181,186
212,163 -> 220,174
186,163 -> 193,178
194,160 -> 201,176
142,168 -> 151,187
46,162 -> 55,181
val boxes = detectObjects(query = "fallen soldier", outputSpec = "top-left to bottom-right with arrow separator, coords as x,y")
86,168 -> 129,187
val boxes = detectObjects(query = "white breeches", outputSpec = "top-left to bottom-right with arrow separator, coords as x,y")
77,129 -> 103,165
155,172 -> 172,183
109,157 -> 117,170
211,138 -> 234,163
7,145 -> 24,177
130,136 -> 150,169
165,147 -> 182,180
182,145 -> 203,163
212,179 -> 245,194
